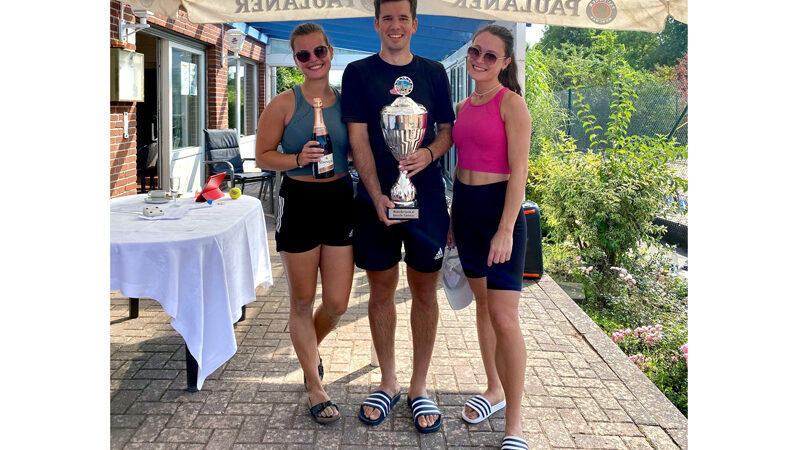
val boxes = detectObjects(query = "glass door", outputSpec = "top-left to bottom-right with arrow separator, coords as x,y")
158,39 -> 206,193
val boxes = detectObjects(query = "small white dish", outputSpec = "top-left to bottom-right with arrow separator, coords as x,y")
144,197 -> 170,204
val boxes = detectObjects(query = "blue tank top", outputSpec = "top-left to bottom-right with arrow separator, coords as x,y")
281,85 -> 350,177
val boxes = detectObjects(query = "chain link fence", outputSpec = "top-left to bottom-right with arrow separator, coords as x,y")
554,81 -> 689,228
554,81 -> 688,150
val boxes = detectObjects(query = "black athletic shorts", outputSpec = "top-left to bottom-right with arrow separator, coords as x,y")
275,174 -> 354,253
353,181 -> 449,273
451,178 -> 526,291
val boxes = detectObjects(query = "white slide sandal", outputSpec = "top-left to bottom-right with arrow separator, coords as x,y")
461,395 -> 506,424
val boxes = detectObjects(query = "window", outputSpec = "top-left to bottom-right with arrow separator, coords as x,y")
228,58 -> 259,136
444,61 -> 473,185
171,47 -> 202,149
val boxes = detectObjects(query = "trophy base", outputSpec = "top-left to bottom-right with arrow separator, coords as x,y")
387,206 -> 419,220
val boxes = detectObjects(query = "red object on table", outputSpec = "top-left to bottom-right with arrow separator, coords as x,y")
195,173 -> 226,202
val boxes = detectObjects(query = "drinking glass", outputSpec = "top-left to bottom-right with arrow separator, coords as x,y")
169,177 -> 181,207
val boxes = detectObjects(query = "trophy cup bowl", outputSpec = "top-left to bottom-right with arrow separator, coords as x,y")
380,95 -> 427,220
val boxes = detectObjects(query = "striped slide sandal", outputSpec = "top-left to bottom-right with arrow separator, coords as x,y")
501,435 -> 529,449
407,396 -> 442,434
358,390 -> 402,426
461,395 -> 506,424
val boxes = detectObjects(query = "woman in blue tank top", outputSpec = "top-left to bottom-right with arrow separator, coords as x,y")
255,23 -> 353,425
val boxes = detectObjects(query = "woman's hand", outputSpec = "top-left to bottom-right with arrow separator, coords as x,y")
297,140 -> 325,167
487,229 -> 513,267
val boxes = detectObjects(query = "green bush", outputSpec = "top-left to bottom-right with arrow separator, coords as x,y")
525,45 -> 567,153
606,321 -> 688,416
276,66 -> 304,93
528,68 -> 687,276
526,67 -> 688,416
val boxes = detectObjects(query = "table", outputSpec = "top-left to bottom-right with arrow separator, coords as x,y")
110,194 -> 273,390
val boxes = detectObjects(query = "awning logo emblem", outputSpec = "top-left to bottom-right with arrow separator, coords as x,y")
586,0 -> 617,25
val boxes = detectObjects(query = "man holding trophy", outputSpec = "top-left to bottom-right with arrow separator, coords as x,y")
341,0 -> 454,434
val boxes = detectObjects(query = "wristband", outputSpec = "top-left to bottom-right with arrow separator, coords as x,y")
296,153 -> 302,167
424,146 -> 434,163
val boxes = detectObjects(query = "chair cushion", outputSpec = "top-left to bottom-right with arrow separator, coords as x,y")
234,172 -> 272,182
204,129 -> 244,175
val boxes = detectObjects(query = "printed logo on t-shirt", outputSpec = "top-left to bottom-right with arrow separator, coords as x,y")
348,229 -> 353,238
434,248 -> 444,260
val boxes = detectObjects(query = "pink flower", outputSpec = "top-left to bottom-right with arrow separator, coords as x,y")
576,256 -> 582,262
681,344 -> 688,354
671,356 -> 678,362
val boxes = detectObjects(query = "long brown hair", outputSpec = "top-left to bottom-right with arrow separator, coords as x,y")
472,24 -> 521,96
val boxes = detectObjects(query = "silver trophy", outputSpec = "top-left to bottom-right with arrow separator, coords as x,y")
380,76 -> 427,220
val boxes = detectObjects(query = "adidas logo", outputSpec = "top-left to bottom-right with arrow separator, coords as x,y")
348,229 -> 353,238
434,248 -> 444,260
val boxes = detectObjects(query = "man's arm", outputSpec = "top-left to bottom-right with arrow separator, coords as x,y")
348,122 -> 404,226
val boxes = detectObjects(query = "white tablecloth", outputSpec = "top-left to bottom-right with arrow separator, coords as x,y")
110,194 -> 273,389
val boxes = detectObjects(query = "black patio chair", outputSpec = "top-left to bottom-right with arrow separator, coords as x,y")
202,128 -> 275,210
136,142 -> 158,193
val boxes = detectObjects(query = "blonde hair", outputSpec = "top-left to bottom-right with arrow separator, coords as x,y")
289,23 -> 331,51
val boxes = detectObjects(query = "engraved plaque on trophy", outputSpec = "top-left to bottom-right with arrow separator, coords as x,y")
380,76 -> 428,220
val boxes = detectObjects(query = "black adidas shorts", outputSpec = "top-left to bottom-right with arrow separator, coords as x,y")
353,182 -> 449,273
275,174 -> 354,253
451,178 -> 526,291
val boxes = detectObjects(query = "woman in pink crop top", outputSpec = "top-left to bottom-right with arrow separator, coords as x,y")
450,24 -> 532,450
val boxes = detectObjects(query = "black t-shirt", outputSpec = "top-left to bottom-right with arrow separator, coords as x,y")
342,54 -> 455,195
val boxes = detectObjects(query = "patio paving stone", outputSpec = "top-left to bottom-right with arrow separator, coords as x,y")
110,187 -> 687,449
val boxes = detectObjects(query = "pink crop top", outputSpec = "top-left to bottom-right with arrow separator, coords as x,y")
452,87 -> 510,174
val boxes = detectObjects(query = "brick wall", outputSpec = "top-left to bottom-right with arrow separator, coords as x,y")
110,103 -> 137,197
109,1 -> 267,197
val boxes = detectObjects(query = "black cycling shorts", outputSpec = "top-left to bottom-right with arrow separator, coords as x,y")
275,174 -> 354,253
451,178 -> 526,291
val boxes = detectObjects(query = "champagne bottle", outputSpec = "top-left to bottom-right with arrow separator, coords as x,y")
311,97 -> 334,179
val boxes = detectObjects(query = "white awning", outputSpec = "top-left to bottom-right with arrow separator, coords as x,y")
125,0 -> 687,33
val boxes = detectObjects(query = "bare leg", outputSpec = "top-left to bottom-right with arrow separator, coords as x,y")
487,289 -> 526,437
283,248 -> 337,419
314,245 -> 354,345
463,277 -> 505,420
406,266 -> 440,429
362,266 -> 401,421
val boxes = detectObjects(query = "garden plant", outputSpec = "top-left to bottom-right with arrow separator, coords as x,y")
525,33 -> 689,415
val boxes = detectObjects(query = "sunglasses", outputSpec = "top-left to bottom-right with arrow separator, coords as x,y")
294,45 -> 329,63
467,46 -> 504,66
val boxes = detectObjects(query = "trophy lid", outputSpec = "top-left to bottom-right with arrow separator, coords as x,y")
382,96 -> 427,117
381,76 -> 427,117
